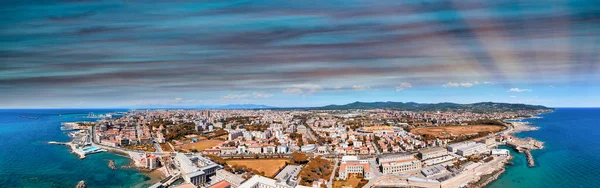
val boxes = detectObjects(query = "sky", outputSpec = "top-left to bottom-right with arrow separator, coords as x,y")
0,0 -> 599,108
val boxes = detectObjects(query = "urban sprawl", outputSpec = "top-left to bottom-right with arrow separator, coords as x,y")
60,108 -> 549,188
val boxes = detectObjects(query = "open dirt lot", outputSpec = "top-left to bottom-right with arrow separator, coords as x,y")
410,125 -> 505,138
226,159 -> 289,177
181,140 -> 223,151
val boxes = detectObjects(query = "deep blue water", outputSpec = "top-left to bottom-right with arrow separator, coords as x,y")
488,108 -> 600,188
0,109 -> 155,188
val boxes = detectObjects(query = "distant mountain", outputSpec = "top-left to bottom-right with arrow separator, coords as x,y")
215,104 -> 276,109
310,101 -> 551,112
131,104 -> 277,109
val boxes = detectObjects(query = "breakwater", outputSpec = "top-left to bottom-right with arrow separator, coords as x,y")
524,149 -> 535,167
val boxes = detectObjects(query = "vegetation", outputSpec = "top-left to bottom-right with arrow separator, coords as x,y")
332,174 -> 367,188
164,122 -> 197,141
466,119 -> 505,126
290,152 -> 309,164
243,124 -> 269,131
298,156 -> 333,186
122,144 -> 156,152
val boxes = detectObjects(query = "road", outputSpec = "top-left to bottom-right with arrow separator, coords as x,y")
327,159 -> 339,188
154,142 -> 163,152
362,159 -> 384,188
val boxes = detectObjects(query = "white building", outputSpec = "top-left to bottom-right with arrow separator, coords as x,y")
447,141 -> 476,153
174,153 -> 220,186
248,145 -> 262,154
238,175 -> 311,188
490,149 -> 510,156
277,145 -> 288,154
228,130 -> 244,140
338,156 -> 371,180
211,169 -> 246,188
221,147 -> 238,155
418,147 -> 448,160
456,143 -> 489,156
378,154 -> 422,175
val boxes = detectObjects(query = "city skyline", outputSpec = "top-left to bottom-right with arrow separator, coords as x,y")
1,1 -> 599,108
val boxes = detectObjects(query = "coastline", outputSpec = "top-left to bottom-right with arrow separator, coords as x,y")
472,114 -> 549,187
54,119 -> 167,187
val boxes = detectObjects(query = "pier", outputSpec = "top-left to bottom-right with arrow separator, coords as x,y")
524,149 -> 535,167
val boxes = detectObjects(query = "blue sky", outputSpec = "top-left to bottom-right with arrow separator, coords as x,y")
0,0 -> 599,108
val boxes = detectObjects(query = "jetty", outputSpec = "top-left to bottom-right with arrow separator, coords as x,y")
524,149 -> 535,167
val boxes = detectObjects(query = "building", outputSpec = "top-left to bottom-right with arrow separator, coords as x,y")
208,180 -> 231,188
174,153 -> 221,186
238,175 -> 311,188
456,143 -> 489,156
220,147 -> 238,155
378,154 -> 422,174
421,165 -> 448,178
418,147 -> 448,160
274,165 -> 302,187
338,156 -> 371,180
144,154 -> 159,169
277,145 -> 288,154
490,149 -> 510,156
422,155 -> 456,166
228,130 -> 243,140
248,145 -> 262,154
211,169 -> 246,188
447,141 -> 476,153
317,145 -> 329,154
300,144 -> 317,153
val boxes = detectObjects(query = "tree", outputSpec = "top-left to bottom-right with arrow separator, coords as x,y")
291,152 -> 309,164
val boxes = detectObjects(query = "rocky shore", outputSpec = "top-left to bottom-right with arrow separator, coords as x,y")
467,168 -> 506,188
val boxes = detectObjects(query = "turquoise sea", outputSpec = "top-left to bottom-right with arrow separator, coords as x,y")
488,108 -> 600,188
0,109 -> 157,188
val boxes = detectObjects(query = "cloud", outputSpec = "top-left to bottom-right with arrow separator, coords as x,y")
443,82 -> 460,88
333,86 -> 343,90
352,85 -> 371,91
1,1 -> 598,108
508,88 -> 532,92
510,96 -> 517,98
252,92 -> 273,98
443,81 -> 477,88
282,84 -> 322,95
222,93 -> 250,100
395,82 -> 413,91
460,83 -> 473,87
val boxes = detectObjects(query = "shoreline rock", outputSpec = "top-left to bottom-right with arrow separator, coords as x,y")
75,180 -> 87,188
